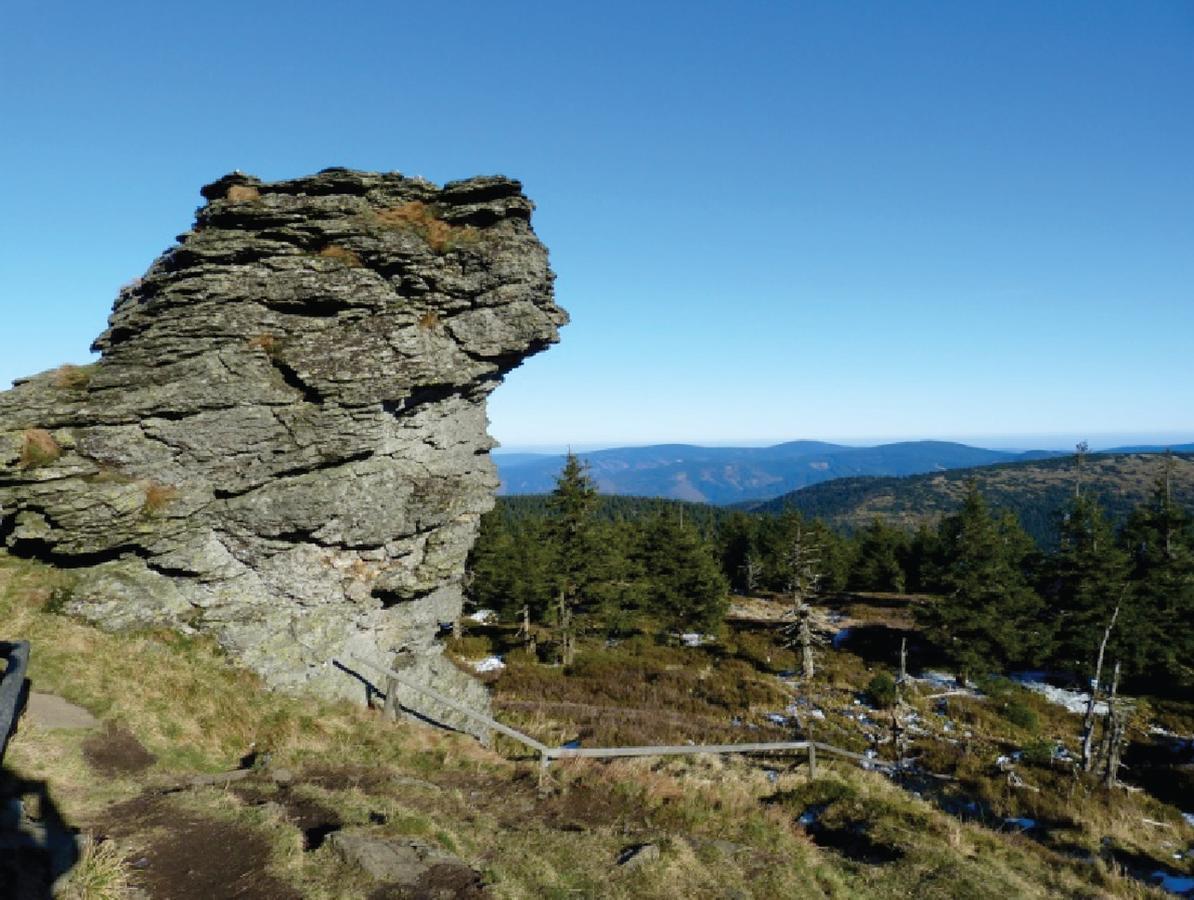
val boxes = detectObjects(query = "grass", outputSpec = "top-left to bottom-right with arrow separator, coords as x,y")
55,838 -> 134,899
1,553 -> 1188,898
51,363 -> 97,391
141,481 -> 179,516
317,244 -> 363,267
19,428 -> 62,468
371,201 -> 481,253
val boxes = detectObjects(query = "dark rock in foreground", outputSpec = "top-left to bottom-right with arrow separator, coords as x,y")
0,168 -> 566,727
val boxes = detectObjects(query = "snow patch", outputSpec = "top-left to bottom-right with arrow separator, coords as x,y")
473,656 -> 505,673
467,609 -> 496,623
1011,673 -> 1108,716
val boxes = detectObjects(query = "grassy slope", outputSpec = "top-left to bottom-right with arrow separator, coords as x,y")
2,553 -> 1183,898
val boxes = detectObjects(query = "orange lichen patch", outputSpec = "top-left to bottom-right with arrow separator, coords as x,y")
19,429 -> 61,468
318,244 -> 363,267
418,310 -> 441,330
225,184 -> 261,202
372,201 -> 479,253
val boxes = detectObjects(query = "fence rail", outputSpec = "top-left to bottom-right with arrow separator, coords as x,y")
344,654 -> 891,782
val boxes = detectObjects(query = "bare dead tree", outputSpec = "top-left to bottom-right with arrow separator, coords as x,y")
1081,598 -> 1121,772
1098,661 -> 1125,788
740,554 -> 763,594
780,523 -> 824,679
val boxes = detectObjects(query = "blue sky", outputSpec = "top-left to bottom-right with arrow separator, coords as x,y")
2,1 -> 1191,451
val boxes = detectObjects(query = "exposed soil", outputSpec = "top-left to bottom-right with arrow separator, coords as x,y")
367,862 -> 489,899
234,784 -> 343,851
82,723 -> 156,776
102,793 -> 302,900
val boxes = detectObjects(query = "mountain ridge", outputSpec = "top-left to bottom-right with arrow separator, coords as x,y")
495,439 -> 1069,504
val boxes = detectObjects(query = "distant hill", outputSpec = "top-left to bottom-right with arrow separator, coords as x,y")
494,440 -> 1063,504
750,451 -> 1194,546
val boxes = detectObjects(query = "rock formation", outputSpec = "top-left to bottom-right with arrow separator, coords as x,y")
0,168 -> 566,728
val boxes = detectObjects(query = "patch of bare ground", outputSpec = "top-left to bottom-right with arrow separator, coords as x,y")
102,792 -> 302,900
82,723 -> 157,776
366,862 -> 489,899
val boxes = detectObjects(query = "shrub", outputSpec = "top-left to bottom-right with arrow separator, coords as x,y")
1001,698 -> 1039,733
19,429 -> 61,468
1020,738 -> 1054,767
866,672 -> 898,709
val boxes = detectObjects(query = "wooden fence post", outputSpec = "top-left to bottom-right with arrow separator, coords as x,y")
383,675 -> 398,721
808,743 -> 817,779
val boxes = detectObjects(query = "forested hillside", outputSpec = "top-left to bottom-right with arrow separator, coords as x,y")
750,451 -> 1194,546
495,440 -> 1063,503
472,452 -> 1194,695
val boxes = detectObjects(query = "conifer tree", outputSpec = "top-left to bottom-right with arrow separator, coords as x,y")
1046,492 -> 1131,673
1120,455 -> 1194,682
919,483 -> 1046,676
640,513 -> 729,635
546,452 -> 600,664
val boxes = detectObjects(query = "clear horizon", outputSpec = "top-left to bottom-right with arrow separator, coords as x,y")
2,2 -> 1191,445
494,431 -> 1194,456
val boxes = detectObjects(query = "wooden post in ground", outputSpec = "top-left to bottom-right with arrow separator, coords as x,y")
898,637 -> 907,683
808,743 -> 817,779
383,675 -> 398,721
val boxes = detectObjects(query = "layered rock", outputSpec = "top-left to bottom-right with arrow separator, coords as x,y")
0,168 -> 566,728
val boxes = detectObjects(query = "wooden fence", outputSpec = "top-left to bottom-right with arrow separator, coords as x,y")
345,655 -> 891,782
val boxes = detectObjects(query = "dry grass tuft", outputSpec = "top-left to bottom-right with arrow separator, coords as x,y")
225,184 -> 261,202
318,244 -> 363,267
52,364 -> 95,390
142,481 -> 179,515
417,310 -> 440,330
19,428 -> 62,468
372,201 -> 480,253
247,333 -> 281,356
55,838 -> 134,899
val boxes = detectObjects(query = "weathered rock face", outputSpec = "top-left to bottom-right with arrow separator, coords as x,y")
0,168 -> 566,728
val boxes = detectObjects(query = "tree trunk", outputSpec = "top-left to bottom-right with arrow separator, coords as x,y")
1082,601 -> 1120,772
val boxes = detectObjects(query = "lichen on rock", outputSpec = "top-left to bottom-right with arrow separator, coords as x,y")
0,168 -> 566,731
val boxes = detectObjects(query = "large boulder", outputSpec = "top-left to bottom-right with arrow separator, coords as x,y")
0,168 -> 566,729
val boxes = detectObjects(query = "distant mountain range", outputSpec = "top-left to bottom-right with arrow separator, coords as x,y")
494,440 -> 1068,504
748,450 -> 1194,546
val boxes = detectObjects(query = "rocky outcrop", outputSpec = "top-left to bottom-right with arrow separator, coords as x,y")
0,168 -> 566,729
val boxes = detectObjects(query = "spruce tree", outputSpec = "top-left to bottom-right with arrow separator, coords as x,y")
640,513 -> 729,636
1046,492 -> 1131,674
1119,456 -> 1194,683
919,483 -> 1046,676
545,452 -> 600,664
